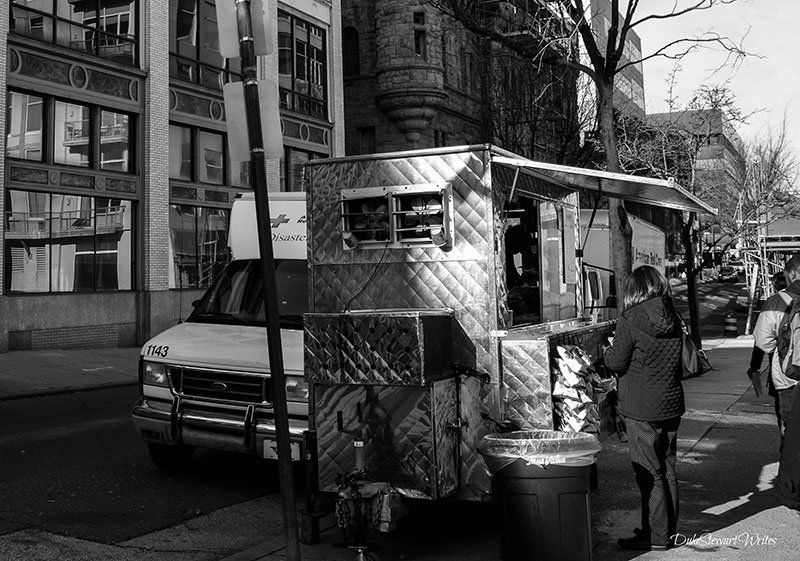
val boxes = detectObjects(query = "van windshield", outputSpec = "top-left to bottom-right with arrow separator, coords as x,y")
187,259 -> 306,329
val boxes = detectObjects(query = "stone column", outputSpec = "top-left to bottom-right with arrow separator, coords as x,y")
0,1 -> 9,352
138,0 -> 172,343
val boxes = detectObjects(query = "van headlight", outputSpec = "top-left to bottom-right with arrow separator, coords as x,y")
285,375 -> 309,402
141,360 -> 169,387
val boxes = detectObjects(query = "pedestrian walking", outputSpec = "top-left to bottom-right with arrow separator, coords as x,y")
749,257 -> 800,442
603,265 -> 684,551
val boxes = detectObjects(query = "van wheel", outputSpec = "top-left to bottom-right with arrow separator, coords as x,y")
148,443 -> 195,471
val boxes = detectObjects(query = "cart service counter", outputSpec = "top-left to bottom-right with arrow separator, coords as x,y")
302,145 -> 715,504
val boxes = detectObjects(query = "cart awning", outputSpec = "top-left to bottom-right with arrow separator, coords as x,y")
492,156 -> 717,215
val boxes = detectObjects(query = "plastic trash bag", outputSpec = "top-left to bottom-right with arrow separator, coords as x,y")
479,430 -> 601,473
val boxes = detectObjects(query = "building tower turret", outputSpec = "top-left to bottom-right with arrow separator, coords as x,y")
374,2 -> 446,142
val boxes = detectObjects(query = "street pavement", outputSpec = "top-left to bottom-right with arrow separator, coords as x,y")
3,290 -> 800,559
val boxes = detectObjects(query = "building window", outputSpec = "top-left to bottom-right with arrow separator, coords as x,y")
7,90 -> 135,173
434,129 -> 447,148
168,205 -> 230,288
280,147 -> 324,192
10,0 -> 139,66
6,91 -> 43,161
413,12 -> 426,59
100,110 -> 130,172
170,0 -> 241,90
169,123 -> 248,188
54,101 -> 91,168
342,26 -> 360,77
414,30 -> 426,58
5,190 -> 134,293
278,11 -> 328,119
198,130 -> 224,185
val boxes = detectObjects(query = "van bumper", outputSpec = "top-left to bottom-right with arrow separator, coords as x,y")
132,397 -> 307,461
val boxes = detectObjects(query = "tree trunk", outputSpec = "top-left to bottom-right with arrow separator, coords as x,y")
597,80 -> 632,312
681,217 -> 702,347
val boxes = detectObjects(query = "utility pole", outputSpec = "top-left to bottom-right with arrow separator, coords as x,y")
232,2 -> 300,560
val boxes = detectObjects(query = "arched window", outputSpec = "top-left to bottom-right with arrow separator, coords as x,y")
343,26 -> 360,77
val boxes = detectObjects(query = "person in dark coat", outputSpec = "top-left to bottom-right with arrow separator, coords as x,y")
603,265 -> 684,551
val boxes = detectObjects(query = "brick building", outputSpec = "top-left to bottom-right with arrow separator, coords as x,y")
1,0 -> 344,352
340,0 -> 580,160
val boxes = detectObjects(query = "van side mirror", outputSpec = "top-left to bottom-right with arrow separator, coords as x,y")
606,295 -> 617,309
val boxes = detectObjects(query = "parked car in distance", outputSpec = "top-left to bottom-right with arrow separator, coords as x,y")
729,260 -> 745,274
719,265 -> 738,283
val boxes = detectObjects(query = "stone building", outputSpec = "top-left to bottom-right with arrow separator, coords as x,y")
340,0 -> 581,160
1,0 -> 344,352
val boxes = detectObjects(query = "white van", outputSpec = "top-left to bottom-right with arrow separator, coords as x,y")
131,192 -> 308,469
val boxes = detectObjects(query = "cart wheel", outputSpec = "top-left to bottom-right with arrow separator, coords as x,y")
147,442 -> 195,471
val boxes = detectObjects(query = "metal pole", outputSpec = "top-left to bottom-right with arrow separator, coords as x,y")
234,3 -> 300,560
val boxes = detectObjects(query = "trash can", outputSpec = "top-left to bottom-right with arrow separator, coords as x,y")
479,430 -> 601,561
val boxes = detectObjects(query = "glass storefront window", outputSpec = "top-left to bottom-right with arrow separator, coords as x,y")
277,11 -> 327,118
100,110 -> 131,172
169,0 -> 240,89
54,101 -> 91,167
168,204 -> 230,288
197,131 -> 224,185
10,1 -> 54,42
169,125 -> 193,180
4,190 -> 134,293
7,92 -> 44,161
8,89 -> 136,174
11,1 -> 138,66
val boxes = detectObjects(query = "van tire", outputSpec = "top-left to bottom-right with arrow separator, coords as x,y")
148,442 -> 195,471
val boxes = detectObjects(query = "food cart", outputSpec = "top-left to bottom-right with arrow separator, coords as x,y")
301,145 -> 714,527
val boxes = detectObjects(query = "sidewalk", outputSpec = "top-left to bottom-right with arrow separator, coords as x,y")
0,346 -> 140,400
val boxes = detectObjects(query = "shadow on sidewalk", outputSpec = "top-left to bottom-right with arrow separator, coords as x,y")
591,414 -> 790,559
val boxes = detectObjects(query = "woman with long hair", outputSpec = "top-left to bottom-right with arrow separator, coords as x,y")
604,265 -> 684,551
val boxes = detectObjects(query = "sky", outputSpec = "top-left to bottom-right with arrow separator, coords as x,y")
636,0 -> 800,154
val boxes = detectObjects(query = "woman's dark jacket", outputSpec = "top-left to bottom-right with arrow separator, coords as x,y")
603,295 -> 685,422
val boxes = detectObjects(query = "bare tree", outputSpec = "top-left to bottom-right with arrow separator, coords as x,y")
427,0 -> 748,306
614,86 -> 798,342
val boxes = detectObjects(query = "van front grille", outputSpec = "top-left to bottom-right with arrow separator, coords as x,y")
171,367 -> 270,404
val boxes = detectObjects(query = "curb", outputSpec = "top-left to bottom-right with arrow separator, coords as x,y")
0,380 -> 138,402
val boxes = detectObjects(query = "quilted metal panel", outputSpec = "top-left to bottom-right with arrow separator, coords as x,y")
304,310 -> 453,386
314,381 -> 459,499
304,147 -> 583,500
432,378 -> 459,497
501,337 -> 555,430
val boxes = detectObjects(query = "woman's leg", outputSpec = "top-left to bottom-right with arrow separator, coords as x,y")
663,417 -> 681,538
625,417 -> 677,548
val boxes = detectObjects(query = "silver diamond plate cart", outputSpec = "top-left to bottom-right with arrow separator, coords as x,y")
301,145 -> 715,524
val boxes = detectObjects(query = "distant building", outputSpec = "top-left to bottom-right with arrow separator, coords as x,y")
341,0 -> 581,161
648,109 -> 744,177
586,0 -> 646,119
647,108 -> 744,263
1,1 -> 344,352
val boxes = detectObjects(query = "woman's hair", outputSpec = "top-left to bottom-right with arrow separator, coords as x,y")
623,265 -> 672,310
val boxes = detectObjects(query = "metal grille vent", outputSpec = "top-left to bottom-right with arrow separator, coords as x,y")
171,367 -> 270,404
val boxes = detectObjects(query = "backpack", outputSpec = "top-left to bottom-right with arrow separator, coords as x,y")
776,290 -> 800,381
